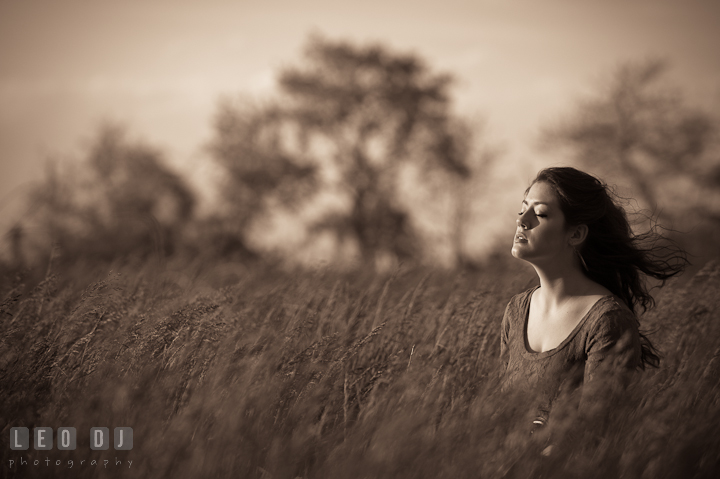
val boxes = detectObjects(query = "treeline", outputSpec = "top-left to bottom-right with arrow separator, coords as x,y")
3,36 -> 719,276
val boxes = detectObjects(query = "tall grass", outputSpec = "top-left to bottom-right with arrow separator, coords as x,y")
1,258 -> 719,478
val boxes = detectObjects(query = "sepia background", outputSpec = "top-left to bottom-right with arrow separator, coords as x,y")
1,2 -> 720,478
1,0 -> 719,271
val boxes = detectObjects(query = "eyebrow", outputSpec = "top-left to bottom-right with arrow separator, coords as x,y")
522,200 -> 548,206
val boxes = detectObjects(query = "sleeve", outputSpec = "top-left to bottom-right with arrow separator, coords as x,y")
581,306 -> 641,407
499,300 -> 513,372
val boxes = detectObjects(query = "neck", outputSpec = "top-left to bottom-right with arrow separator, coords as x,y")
531,260 -> 590,307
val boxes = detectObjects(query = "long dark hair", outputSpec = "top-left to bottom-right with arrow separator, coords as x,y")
529,167 -> 688,369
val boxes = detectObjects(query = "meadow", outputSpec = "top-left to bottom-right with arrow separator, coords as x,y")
1,256 -> 719,478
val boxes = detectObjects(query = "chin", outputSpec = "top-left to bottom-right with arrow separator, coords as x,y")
511,245 -> 534,263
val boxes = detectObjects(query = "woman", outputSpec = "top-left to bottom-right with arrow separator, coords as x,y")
499,167 -> 687,434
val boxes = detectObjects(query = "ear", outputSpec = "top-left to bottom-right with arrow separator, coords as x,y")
568,224 -> 588,246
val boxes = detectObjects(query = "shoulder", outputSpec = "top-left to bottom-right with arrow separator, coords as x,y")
583,296 -> 641,357
501,286 -> 537,332
509,286 -> 538,308
586,296 -> 637,332
503,286 -> 537,317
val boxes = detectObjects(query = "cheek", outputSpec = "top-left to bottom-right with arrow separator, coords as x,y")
541,227 -> 568,247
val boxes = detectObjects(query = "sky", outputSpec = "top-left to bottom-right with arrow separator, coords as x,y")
1,0 -> 719,257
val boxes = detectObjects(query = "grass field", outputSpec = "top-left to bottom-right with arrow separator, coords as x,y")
1,257 -> 719,478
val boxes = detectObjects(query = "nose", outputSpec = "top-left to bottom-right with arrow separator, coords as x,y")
516,216 -> 528,230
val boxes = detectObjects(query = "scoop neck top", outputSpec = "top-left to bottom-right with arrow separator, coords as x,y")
499,286 -> 642,421
521,285 -> 616,360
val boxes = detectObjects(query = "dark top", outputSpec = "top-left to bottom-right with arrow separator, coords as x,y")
500,286 -> 642,421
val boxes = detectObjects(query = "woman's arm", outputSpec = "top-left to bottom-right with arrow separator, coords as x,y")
547,307 -> 642,453
499,302 -> 512,373
582,307 -> 642,411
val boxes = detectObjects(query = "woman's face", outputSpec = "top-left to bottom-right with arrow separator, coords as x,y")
511,181 -> 574,265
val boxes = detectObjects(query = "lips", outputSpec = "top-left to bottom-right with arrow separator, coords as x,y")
514,232 -> 528,243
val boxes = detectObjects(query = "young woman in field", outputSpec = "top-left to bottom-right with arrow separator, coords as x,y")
499,166 -> 687,435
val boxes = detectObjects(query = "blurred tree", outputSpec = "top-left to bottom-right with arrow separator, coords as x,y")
211,35 -> 484,267
542,59 -> 718,220
25,123 -> 196,264
208,99 -> 317,260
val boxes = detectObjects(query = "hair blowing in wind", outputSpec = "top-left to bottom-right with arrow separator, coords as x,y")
529,167 -> 689,368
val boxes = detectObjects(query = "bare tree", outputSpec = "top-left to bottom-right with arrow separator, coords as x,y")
211,35 -> 485,266
25,123 -> 196,263
542,59 -> 717,220
209,99 -> 317,259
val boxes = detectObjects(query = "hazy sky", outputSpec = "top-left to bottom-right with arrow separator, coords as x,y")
1,0 -> 719,233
